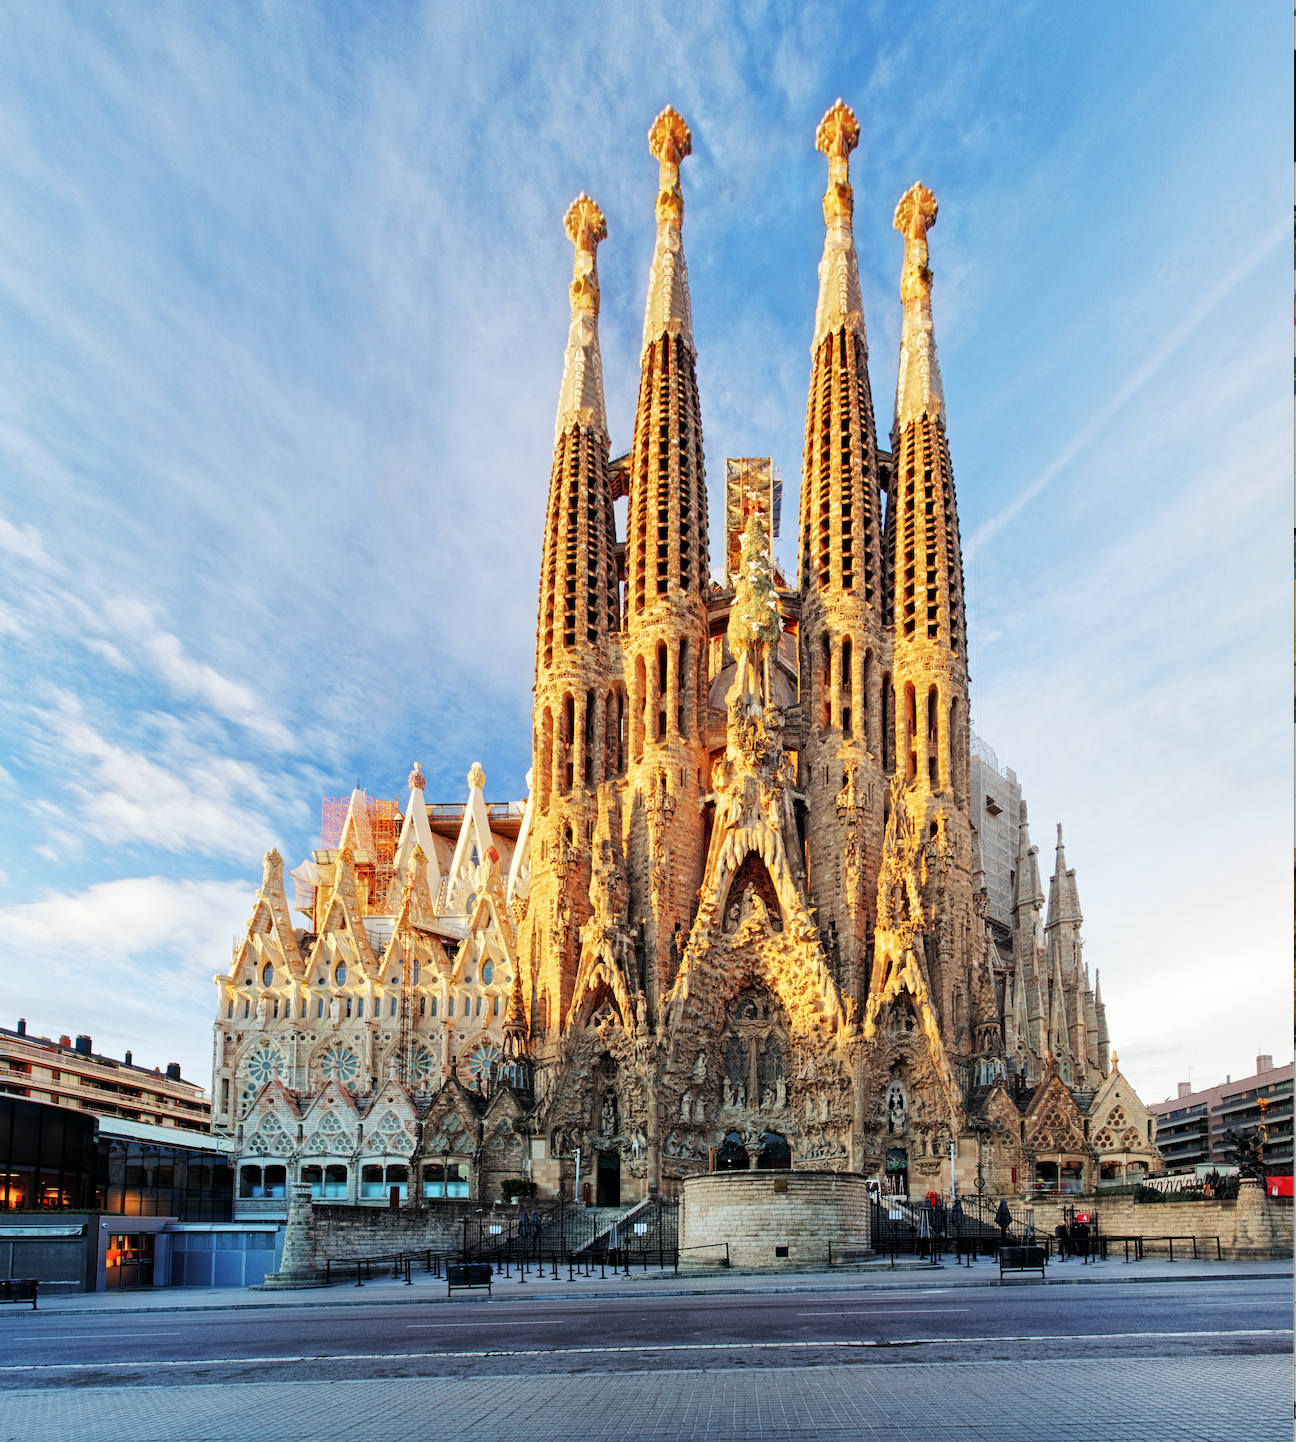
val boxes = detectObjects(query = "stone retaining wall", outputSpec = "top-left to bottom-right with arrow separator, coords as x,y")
1023,1186 -> 1291,1260
681,1171 -> 870,1268
306,1202 -> 489,1263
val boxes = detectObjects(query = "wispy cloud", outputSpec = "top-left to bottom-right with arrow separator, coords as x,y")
970,218 -> 1289,551
0,875 -> 253,1078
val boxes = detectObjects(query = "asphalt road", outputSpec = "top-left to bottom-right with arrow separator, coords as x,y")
1,1276 -> 1289,1388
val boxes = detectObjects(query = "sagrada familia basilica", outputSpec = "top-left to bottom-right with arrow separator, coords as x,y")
215,103 -> 1161,1216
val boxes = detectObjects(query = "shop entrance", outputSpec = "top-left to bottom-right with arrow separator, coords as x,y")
596,1151 -> 620,1207
106,1233 -> 155,1289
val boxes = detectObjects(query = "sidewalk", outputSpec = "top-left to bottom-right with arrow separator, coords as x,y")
3,1255 -> 1288,1317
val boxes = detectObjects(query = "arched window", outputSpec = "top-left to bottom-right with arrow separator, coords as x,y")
323,1164 -> 347,1199
540,707 -> 553,810
881,672 -> 894,773
905,683 -> 918,779
840,638 -> 853,737
263,1165 -> 286,1199
949,696 -> 962,805
656,642 -> 668,739
633,655 -> 646,762
820,634 -> 831,730
862,649 -> 873,746
756,1132 -> 791,1170
238,1165 -> 263,1199
562,694 -> 575,794
360,1164 -> 385,1199
261,962 -> 274,987
715,1131 -> 749,1171
584,688 -> 596,787
300,1165 -> 323,1197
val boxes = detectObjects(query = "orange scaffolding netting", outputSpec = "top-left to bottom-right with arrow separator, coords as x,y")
320,794 -> 402,916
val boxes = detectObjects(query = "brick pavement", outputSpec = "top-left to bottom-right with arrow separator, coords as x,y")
0,1357 -> 1289,1440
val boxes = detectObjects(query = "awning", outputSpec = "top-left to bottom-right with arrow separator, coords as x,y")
0,1224 -> 86,1237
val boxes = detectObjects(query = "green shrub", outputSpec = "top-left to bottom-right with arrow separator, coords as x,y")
500,1179 -> 537,1201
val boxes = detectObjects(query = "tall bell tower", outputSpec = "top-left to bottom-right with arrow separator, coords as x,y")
795,100 -> 889,1016
622,106 -> 710,1021
524,193 -> 623,1059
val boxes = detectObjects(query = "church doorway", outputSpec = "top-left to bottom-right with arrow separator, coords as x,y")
596,1151 -> 620,1207
715,1131 -> 750,1171
756,1132 -> 791,1170
885,1147 -> 909,1197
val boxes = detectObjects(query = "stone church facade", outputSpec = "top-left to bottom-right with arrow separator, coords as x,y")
216,102 -> 1161,1218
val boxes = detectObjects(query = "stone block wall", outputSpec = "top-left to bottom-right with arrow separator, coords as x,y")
305,1201 -> 488,1263
681,1170 -> 870,1268
1023,1187 -> 1291,1261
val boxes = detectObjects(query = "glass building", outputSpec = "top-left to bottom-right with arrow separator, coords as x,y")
100,1137 -> 233,1221
0,1096 -> 98,1210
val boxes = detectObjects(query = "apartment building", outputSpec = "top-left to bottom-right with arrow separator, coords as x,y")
1148,1056 -> 1293,1174
0,1021 -> 212,1135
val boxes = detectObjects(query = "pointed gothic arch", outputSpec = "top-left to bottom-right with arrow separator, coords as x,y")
719,851 -> 784,934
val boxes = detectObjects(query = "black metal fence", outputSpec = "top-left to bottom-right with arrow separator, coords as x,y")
864,1194 -> 1119,1266
460,1198 -> 681,1276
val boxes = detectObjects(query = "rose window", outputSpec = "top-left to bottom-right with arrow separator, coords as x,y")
247,1049 -> 282,1086
467,1043 -> 501,1083
320,1046 -> 359,1084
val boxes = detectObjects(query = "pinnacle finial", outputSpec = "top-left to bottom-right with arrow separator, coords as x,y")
649,106 -> 691,231
648,105 -> 692,167
892,182 -> 945,430
554,195 -> 610,441
563,193 -> 606,320
816,98 -> 860,159
408,761 -> 426,792
894,183 -> 938,304
467,762 -> 486,792
564,192 -> 607,251
640,107 -> 696,359
817,100 -> 860,229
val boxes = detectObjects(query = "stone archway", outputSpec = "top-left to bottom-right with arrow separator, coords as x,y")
715,1131 -> 750,1171
756,1132 -> 791,1170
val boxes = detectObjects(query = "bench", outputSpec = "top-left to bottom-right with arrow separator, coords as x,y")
0,1279 -> 38,1310
447,1263 -> 493,1297
998,1245 -> 1047,1281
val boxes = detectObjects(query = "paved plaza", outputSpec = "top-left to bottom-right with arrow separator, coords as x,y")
1,1357 -> 1291,1441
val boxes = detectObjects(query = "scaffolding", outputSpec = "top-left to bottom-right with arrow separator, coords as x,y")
724,457 -> 782,584
320,794 -> 402,916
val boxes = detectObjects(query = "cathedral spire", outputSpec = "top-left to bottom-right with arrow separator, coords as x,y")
641,105 -> 694,362
811,98 -> 865,352
536,196 -> 620,677
553,194 -> 609,445
885,179 -> 967,788
892,182 -> 945,435
1012,801 -> 1046,915
1046,823 -> 1083,929
795,99 -> 885,1015
620,105 -> 710,1026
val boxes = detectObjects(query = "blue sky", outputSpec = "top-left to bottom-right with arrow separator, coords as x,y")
0,2 -> 1289,1104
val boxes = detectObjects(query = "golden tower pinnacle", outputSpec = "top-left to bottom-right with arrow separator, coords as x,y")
892,181 -> 944,431
816,98 -> 861,223
641,106 -> 695,361
554,193 -> 609,443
